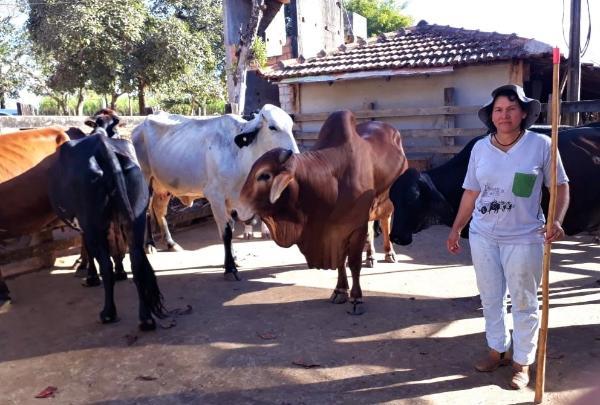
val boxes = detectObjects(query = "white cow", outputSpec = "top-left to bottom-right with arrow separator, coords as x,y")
131,104 -> 299,280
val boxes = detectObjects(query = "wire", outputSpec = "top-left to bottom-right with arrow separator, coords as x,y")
580,0 -> 591,57
561,0 -> 569,50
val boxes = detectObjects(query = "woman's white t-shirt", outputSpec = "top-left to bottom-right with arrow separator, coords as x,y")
463,130 -> 569,244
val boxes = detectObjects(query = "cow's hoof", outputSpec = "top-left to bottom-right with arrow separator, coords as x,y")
260,232 -> 271,240
115,271 -> 128,281
347,300 -> 365,316
167,243 -> 183,252
83,276 -> 101,287
384,253 -> 396,263
243,232 -> 252,239
0,294 -> 11,310
139,318 -> 157,331
74,266 -> 88,278
329,290 -> 349,304
145,244 -> 158,255
224,271 -> 242,281
100,310 -> 119,324
365,257 -> 375,268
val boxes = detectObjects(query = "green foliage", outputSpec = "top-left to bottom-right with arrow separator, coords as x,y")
27,0 -> 147,96
251,37 -> 268,68
20,0 -> 225,114
345,0 -> 412,37
38,97 -> 59,115
0,16 -> 30,107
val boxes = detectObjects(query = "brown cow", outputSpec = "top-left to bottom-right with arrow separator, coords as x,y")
0,127 -> 69,182
239,111 -> 408,314
0,127 -> 69,304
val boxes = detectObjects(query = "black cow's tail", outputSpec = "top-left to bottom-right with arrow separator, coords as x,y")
137,251 -> 167,319
96,136 -> 135,223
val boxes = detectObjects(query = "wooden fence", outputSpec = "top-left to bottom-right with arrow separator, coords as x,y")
291,99 -> 600,154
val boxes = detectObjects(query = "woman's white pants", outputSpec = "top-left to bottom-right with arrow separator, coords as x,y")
469,232 -> 543,365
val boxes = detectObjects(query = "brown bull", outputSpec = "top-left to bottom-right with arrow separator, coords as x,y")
239,111 -> 408,314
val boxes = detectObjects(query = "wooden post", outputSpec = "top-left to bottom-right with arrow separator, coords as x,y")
443,87 -> 456,147
535,47 -> 561,404
566,0 -> 581,125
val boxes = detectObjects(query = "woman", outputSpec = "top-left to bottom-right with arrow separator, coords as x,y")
446,84 -> 570,389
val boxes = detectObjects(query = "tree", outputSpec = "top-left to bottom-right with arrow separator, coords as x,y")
27,0 -> 147,113
124,15 -> 207,113
0,16 -> 29,109
150,0 -> 225,113
345,0 -> 412,37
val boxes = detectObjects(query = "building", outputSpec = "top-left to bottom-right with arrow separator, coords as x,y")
259,18 -> 600,165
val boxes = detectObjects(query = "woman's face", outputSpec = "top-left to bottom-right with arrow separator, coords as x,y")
491,95 -> 527,134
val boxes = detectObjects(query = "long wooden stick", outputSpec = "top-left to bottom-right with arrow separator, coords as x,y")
535,47 -> 561,403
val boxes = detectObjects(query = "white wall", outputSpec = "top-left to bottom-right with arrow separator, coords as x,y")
297,62 -> 512,133
265,7 -> 286,57
296,0 -> 345,58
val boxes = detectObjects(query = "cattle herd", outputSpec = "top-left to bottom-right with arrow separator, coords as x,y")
0,107 -> 598,328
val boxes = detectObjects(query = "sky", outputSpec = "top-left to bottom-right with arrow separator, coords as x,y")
403,0 -> 599,64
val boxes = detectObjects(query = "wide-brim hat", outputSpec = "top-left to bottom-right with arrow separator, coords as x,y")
478,84 -> 541,131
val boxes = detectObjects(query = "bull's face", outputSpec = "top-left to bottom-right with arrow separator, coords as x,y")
234,104 -> 299,153
239,148 -> 297,222
85,108 -> 121,138
389,168 -> 454,246
390,169 -> 429,246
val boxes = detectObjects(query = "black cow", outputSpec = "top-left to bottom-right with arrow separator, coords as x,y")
67,112 -> 130,285
389,124 -> 600,245
48,133 -> 165,330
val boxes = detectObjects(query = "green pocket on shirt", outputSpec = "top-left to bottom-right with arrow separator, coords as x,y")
512,172 -> 537,197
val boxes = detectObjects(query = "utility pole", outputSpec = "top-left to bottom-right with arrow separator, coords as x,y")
566,0 -> 581,125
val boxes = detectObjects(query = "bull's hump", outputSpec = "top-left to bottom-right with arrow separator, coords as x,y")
314,110 -> 359,149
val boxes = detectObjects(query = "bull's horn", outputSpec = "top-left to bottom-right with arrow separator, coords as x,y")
278,149 -> 293,163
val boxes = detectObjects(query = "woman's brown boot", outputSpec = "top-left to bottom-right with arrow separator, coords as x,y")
474,349 -> 512,372
510,362 -> 530,389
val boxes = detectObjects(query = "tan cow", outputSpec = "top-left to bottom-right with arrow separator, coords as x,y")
0,127 -> 69,304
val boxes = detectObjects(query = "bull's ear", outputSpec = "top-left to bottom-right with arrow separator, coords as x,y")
234,129 -> 259,148
270,172 -> 293,204
84,118 -> 96,128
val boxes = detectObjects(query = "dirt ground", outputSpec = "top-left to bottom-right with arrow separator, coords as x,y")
1,219 -> 599,405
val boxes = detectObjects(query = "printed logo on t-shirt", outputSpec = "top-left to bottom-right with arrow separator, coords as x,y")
478,200 -> 513,214
482,184 -> 503,198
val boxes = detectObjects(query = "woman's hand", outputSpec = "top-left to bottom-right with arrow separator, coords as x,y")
545,220 -> 565,243
447,229 -> 462,254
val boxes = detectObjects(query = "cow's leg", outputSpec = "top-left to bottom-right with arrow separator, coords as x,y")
75,237 -> 91,278
84,232 -> 118,324
347,226 -> 368,315
113,256 -> 127,281
210,201 -> 240,281
145,190 -> 157,254
381,214 -> 397,263
243,223 -> 253,239
109,224 -> 128,281
151,192 -> 182,252
365,220 -> 376,268
127,212 -> 165,331
80,239 -> 101,287
330,264 -> 350,304
223,221 -> 241,281
0,271 -> 11,306
260,220 -> 271,239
